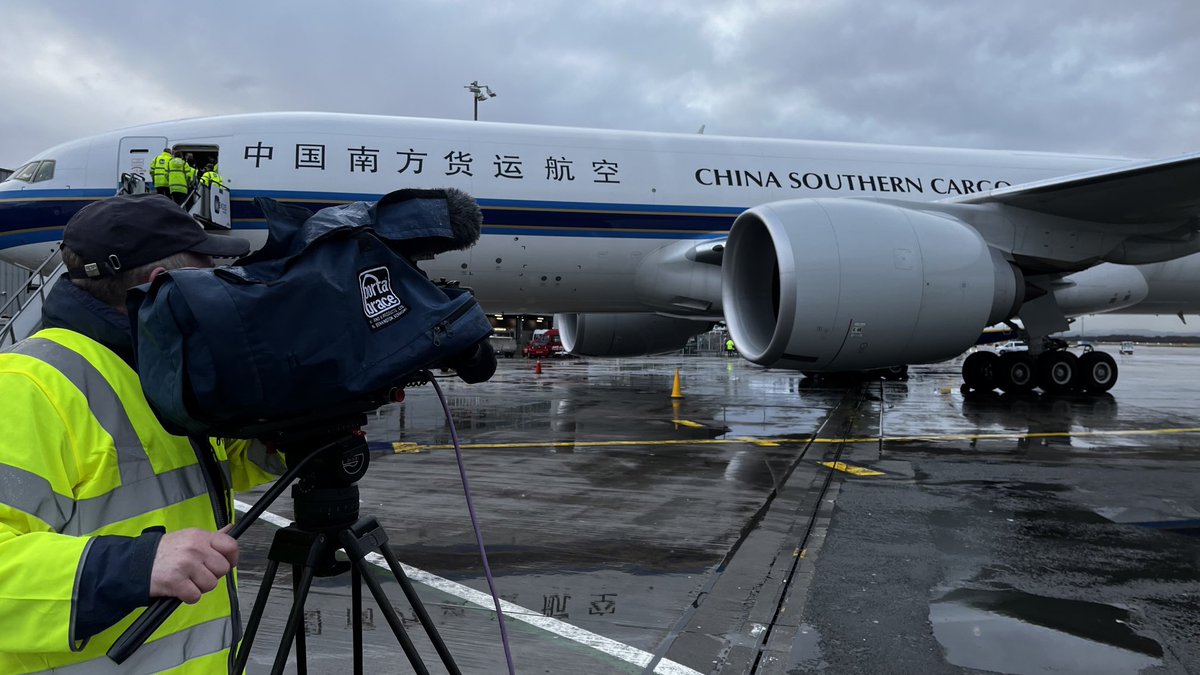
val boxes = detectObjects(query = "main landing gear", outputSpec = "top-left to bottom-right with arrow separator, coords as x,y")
961,345 -> 1117,395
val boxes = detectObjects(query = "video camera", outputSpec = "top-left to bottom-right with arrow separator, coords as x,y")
127,188 -> 497,438
110,188 -> 501,669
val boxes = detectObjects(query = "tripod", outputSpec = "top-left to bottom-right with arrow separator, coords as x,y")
107,412 -> 462,674
233,425 -> 461,675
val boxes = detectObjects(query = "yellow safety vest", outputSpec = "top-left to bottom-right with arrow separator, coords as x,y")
167,157 -> 189,193
200,171 -> 224,188
151,152 -> 172,186
184,164 -> 197,187
0,329 -> 279,674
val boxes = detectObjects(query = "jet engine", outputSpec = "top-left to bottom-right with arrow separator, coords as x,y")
556,312 -> 714,357
722,199 -> 1023,372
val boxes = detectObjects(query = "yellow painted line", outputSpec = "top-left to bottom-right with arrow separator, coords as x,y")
739,436 -> 781,447
399,427 -> 1200,452
819,461 -> 885,477
827,427 -> 1200,444
392,442 -> 421,453
672,419 -> 705,428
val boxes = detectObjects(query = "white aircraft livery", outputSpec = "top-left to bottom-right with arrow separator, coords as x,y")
2,112 -> 1199,394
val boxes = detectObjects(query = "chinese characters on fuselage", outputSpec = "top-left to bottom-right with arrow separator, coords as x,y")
242,142 -> 623,184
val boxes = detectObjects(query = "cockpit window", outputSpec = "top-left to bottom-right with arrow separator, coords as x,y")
10,162 -> 38,182
32,160 -> 55,183
5,160 -> 55,184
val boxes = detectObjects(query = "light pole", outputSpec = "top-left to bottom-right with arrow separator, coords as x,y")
465,80 -> 496,120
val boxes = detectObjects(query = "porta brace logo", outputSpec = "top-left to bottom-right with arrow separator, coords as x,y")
359,266 -> 408,330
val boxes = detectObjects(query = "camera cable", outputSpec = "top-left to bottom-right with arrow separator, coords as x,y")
430,375 -> 516,675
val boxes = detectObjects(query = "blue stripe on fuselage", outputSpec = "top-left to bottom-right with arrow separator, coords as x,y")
0,189 -> 740,243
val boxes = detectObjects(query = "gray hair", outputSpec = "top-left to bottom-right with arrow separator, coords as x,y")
60,245 -> 212,309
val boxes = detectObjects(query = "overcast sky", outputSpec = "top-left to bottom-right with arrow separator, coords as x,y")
3,0 -> 1198,168
2,0 -> 1197,331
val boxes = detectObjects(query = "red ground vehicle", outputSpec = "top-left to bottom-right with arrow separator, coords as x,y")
523,328 -> 565,358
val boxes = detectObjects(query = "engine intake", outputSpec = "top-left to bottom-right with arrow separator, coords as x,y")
722,199 -> 1022,371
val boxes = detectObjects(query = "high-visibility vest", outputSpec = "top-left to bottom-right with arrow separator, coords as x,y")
184,163 -> 197,188
200,171 -> 224,188
151,152 -> 172,186
0,328 -> 280,673
167,157 -> 189,193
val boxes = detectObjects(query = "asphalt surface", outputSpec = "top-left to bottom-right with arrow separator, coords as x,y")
232,346 -> 1200,674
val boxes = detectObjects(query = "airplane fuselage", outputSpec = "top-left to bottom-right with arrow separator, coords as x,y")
0,113 -> 1123,315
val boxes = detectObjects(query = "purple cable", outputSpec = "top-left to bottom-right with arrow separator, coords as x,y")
430,376 -> 516,675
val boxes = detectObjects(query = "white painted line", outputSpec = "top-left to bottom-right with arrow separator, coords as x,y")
234,500 -> 702,675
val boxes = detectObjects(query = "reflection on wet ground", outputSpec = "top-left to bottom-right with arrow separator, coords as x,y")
930,588 -> 1162,674
233,347 -> 1200,673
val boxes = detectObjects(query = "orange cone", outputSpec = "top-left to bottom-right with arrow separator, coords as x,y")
670,368 -> 683,399
535,359 -> 543,375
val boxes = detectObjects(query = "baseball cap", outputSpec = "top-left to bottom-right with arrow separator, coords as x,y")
64,193 -> 250,278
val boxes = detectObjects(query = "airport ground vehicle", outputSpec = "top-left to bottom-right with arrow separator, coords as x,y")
994,340 -> 1028,354
523,329 -> 565,358
488,334 -> 518,358
1120,341 -> 1135,354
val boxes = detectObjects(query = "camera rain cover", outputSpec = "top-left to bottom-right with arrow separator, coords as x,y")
129,189 -> 494,436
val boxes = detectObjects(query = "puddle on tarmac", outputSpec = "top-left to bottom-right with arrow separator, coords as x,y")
929,588 -> 1162,674
787,623 -> 827,670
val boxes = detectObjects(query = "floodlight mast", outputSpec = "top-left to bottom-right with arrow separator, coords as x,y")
465,80 -> 497,121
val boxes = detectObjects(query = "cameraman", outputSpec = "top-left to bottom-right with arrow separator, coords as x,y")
0,194 -> 282,673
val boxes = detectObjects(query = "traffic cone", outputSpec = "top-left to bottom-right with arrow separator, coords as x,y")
670,368 -> 683,399
535,359 -> 543,375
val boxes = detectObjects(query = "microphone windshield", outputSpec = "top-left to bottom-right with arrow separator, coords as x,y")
444,187 -> 482,250
375,188 -> 483,259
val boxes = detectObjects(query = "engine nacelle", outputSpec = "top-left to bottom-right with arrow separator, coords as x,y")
1054,263 -> 1149,316
557,313 -> 713,357
722,199 -> 1022,371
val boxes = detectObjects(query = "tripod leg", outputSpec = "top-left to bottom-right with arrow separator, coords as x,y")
376,540 -> 462,675
339,533 -> 431,675
293,566 -> 308,675
270,563 -> 318,675
352,564 -> 363,675
234,557 -> 282,674
341,518 -> 461,675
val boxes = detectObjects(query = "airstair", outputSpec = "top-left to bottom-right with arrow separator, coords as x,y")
0,249 -> 65,349
0,172 -> 232,349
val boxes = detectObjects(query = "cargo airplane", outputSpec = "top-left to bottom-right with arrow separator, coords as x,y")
2,113 -> 1199,394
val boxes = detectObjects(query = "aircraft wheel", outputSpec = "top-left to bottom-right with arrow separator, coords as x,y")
996,352 -> 1035,393
1036,351 -> 1078,393
1078,351 -> 1118,393
962,351 -> 998,390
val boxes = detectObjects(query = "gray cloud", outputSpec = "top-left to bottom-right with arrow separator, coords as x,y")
2,0 -> 1198,166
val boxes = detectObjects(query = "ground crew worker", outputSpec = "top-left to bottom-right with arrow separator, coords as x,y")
184,153 -> 198,191
151,147 -> 172,196
200,163 -> 223,188
0,193 -> 281,673
167,151 -> 189,205
725,337 -> 736,357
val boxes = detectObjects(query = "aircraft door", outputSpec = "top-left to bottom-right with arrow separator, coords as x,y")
118,136 -> 168,192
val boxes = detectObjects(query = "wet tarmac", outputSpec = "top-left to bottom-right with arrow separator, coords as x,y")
233,346 -> 1200,674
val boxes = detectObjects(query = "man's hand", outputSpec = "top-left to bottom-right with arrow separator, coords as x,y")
149,527 -> 239,604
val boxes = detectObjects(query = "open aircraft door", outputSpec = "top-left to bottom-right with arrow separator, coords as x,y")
118,136 -> 168,192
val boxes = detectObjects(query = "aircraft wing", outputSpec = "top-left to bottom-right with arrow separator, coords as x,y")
952,151 -> 1200,225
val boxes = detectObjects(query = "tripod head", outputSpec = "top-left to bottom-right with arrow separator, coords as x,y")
254,414 -> 378,577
